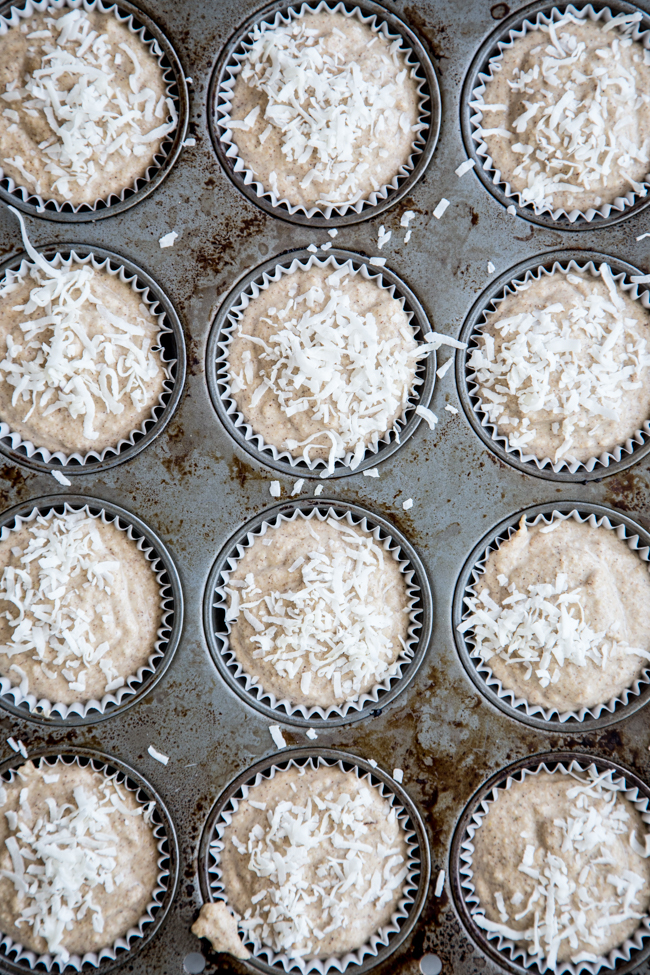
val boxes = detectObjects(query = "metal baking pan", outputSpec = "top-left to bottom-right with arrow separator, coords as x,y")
1,0 -> 650,973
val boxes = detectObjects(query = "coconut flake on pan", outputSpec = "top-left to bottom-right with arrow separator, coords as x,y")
461,761 -> 650,973
217,3 -> 429,218
0,208 -> 172,461
467,260 -> 650,472
0,2 -> 178,208
470,7 -> 650,221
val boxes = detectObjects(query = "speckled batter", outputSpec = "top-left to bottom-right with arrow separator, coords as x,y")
0,512 -> 163,706
477,17 -> 650,213
472,270 -> 650,464
476,518 -> 650,711
219,764 -> 410,959
471,771 -> 650,964
0,259 -> 167,455
226,10 -> 421,210
226,264 -> 418,465
225,515 -> 410,709
0,7 -> 174,205
0,760 -> 159,957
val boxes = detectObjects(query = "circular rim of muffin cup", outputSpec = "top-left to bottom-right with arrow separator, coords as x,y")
0,0 -> 189,222
456,249 -> 650,482
449,751 -> 650,975
0,745 -> 179,974
197,746 -> 431,974
0,493 -> 184,727
460,0 -> 650,230
203,497 -> 433,728
206,248 -> 437,479
0,242 -> 186,475
208,0 -> 441,227
452,500 -> 650,732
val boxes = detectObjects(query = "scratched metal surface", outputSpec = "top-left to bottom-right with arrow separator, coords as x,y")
1,1 -> 650,974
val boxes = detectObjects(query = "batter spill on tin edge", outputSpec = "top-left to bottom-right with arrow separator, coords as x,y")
464,764 -> 650,972
223,258 -> 464,473
0,209 -> 172,462
200,760 -> 416,965
0,757 -> 162,964
0,506 -> 164,716
470,9 -> 650,218
467,263 -> 650,471
0,3 -> 177,208
219,509 -> 417,714
218,6 -> 428,216
458,513 -> 650,716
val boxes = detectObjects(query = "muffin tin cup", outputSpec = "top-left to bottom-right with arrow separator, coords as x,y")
206,249 -> 436,478
198,746 -> 430,974
0,745 -> 179,975
456,249 -> 650,482
0,494 -> 183,726
450,752 -> 650,975
453,501 -> 650,732
0,0 -> 188,222
460,0 -> 650,230
0,241 -> 185,475
203,498 -> 432,728
208,0 -> 440,228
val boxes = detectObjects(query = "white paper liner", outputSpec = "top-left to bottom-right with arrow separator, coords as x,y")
0,501 -> 175,720
206,754 -> 421,973
458,758 -> 650,974
0,0 -> 180,214
0,249 -> 177,468
216,0 -> 431,220
213,504 -> 423,721
469,4 -> 650,224
0,752 -> 172,972
466,259 -> 650,474
216,254 -> 429,474
459,508 -> 650,723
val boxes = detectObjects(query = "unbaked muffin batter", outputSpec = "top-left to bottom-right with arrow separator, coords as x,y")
224,514 -> 411,709
226,10 -> 422,210
0,759 -> 159,961
0,248 -> 167,455
474,14 -> 650,213
220,763 -> 410,959
468,267 -> 650,465
226,263 -> 419,469
462,517 -> 650,712
0,6 -> 177,205
0,509 -> 163,705
471,768 -> 650,968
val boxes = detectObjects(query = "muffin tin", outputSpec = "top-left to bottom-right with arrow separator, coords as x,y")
1,0 -> 650,973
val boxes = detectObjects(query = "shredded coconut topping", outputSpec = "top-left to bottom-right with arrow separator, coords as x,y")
226,516 -> 408,704
1,7 -> 177,200
0,760 -> 153,962
231,16 -> 423,207
468,265 -> 650,463
460,524 -> 650,689
474,12 -> 650,212
473,767 -> 650,969
229,270 -> 426,472
0,210 -> 164,444
230,768 -> 409,959
0,511 -> 130,697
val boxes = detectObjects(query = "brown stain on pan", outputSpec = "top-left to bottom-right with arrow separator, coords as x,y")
403,7 -> 451,65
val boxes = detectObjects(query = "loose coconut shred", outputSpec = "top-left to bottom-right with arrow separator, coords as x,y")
473,12 -> 650,213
